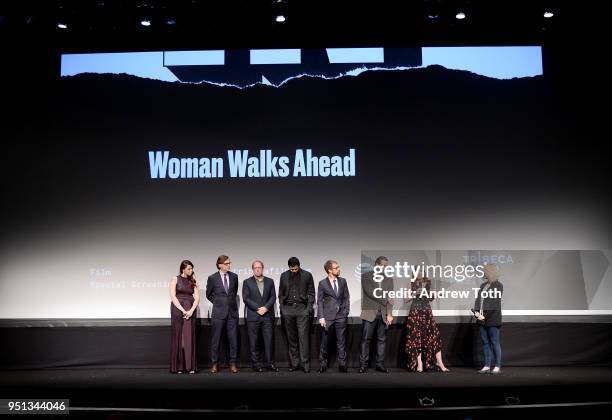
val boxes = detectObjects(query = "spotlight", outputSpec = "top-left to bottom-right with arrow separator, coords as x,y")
140,19 -> 152,27
423,0 -> 441,22
272,0 -> 288,23
57,22 -> 68,29
455,12 -> 466,20
165,19 -> 176,25
543,11 -> 554,18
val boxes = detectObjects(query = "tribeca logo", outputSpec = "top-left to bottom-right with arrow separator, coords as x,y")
462,253 -> 514,265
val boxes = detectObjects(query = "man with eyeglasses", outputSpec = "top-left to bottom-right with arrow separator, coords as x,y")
242,260 -> 279,372
317,260 -> 350,373
279,257 -> 315,373
206,254 -> 239,373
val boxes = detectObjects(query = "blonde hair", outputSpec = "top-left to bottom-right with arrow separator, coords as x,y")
483,264 -> 500,282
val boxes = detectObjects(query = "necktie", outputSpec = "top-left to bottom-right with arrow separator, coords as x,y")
223,274 -> 229,293
333,280 -> 338,296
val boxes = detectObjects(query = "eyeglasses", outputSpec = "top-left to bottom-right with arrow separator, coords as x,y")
332,266 -> 340,270
222,262 -> 231,265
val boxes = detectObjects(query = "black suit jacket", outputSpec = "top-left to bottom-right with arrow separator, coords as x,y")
206,271 -> 239,319
242,276 -> 276,322
278,269 -> 315,313
317,276 -> 350,323
360,270 -> 394,322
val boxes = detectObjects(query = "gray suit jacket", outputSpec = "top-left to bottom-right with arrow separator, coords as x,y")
360,270 -> 394,322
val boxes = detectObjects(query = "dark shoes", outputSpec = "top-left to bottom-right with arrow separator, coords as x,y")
229,363 -> 239,374
317,366 -> 327,373
375,365 -> 390,373
338,365 -> 348,373
302,366 -> 311,373
266,364 -> 279,372
253,366 -> 264,373
288,366 -> 299,372
358,366 -> 367,373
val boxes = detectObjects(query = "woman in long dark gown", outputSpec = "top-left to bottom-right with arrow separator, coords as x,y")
404,273 -> 450,372
170,260 -> 200,373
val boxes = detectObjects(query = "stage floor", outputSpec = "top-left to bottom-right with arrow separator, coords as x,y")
1,367 -> 611,417
2,366 -> 612,390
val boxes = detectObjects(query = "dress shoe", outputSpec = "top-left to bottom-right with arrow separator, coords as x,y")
338,365 -> 348,373
229,363 -> 239,373
358,366 -> 367,374
266,365 -> 279,372
253,366 -> 263,373
317,366 -> 327,373
375,365 -> 390,373
288,366 -> 299,372
302,366 -> 311,373
210,364 -> 219,374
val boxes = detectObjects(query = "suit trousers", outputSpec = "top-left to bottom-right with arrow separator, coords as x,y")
210,316 -> 238,364
246,317 -> 275,367
359,313 -> 387,367
282,305 -> 311,369
319,317 -> 347,367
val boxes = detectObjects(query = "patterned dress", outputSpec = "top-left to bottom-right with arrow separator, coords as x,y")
405,278 -> 443,371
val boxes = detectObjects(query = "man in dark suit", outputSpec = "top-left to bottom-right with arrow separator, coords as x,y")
242,260 -> 279,372
359,256 -> 394,373
206,254 -> 239,373
317,260 -> 350,373
278,257 -> 315,373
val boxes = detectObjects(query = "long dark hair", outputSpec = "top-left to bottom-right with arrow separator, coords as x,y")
179,260 -> 197,289
412,276 -> 431,292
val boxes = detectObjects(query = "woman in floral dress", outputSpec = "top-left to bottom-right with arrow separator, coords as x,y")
405,273 -> 450,372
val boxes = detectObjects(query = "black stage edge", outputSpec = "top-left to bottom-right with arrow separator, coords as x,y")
1,367 -> 611,418
2,319 -> 612,369
3,319 -> 611,417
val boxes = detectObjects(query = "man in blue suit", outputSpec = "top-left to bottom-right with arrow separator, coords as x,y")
242,260 -> 278,372
317,260 -> 350,373
206,254 -> 239,373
